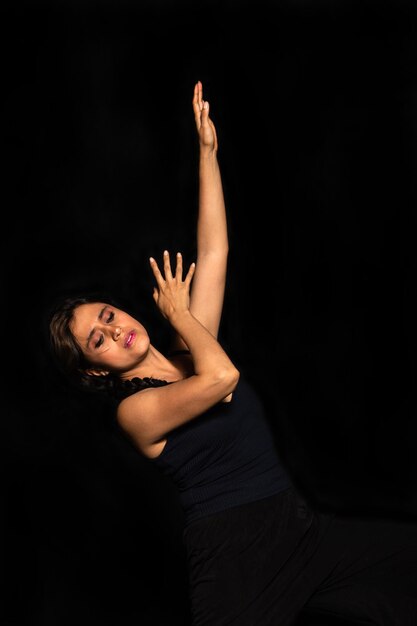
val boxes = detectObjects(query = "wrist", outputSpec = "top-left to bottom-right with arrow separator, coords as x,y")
168,309 -> 194,327
199,146 -> 218,160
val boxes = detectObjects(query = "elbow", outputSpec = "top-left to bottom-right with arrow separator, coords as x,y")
216,365 -> 240,392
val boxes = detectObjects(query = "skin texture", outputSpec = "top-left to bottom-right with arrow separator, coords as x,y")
171,80 -> 228,349
70,303 -> 151,377
69,82 -> 239,456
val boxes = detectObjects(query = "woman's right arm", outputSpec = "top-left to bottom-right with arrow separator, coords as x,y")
116,251 -> 240,450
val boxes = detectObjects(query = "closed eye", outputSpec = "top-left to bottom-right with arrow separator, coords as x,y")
94,310 -> 114,348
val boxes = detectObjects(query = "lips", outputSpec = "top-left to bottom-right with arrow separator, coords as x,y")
124,331 -> 136,348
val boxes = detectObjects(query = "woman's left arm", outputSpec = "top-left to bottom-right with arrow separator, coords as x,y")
171,81 -> 228,351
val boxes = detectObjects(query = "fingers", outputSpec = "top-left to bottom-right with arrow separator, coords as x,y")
195,81 -> 209,116
184,261 -> 196,287
201,99 -> 210,127
193,81 -> 202,128
175,252 -> 183,280
193,80 -> 203,110
174,252 -> 195,285
150,251 -> 187,281
193,80 -> 211,129
149,256 -> 164,287
163,249 -> 173,281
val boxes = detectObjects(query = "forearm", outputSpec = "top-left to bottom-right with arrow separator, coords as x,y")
197,150 -> 228,256
169,309 -> 238,379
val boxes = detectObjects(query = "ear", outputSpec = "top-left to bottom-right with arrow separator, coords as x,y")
85,368 -> 110,377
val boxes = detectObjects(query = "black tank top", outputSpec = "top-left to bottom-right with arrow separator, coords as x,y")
150,376 -> 292,527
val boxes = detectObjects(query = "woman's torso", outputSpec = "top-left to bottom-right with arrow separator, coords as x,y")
140,352 -> 232,459
143,374 -> 292,526
144,395 -> 233,459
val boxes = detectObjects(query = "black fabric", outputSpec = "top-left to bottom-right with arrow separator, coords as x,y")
150,377 -> 292,526
182,487 -> 417,625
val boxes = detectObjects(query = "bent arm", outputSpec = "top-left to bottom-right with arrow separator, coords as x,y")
118,311 -> 239,450
117,252 -> 239,450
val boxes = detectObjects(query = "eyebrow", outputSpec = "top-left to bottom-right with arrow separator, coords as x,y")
86,306 -> 107,348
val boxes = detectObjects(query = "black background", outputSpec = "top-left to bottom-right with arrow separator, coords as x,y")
2,0 -> 417,624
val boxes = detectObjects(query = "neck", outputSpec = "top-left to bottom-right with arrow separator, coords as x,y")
119,345 -> 181,382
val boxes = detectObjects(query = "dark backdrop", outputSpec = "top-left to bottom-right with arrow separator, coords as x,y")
2,1 -> 417,624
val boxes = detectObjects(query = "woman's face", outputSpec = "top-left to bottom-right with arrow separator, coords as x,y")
69,302 -> 150,374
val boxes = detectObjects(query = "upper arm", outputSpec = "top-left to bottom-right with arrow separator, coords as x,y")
170,251 -> 227,351
116,371 -> 238,449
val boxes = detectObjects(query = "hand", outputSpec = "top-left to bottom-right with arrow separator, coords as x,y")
193,81 -> 218,153
149,251 -> 196,320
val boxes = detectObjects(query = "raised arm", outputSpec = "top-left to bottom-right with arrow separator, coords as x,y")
171,81 -> 228,351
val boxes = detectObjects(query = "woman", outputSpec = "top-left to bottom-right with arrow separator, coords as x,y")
49,82 -> 417,625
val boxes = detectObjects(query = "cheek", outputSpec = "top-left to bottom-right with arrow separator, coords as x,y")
133,332 -> 150,353
135,321 -> 148,337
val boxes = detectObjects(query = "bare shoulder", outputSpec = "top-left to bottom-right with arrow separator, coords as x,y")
116,387 -> 152,443
116,372 -> 239,452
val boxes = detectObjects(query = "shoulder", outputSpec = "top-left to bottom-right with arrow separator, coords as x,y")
116,386 -> 152,425
116,386 -> 158,452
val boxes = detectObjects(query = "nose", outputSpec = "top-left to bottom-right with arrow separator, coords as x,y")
112,326 -> 122,341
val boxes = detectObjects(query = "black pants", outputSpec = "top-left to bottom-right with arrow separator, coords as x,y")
182,487 -> 417,625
